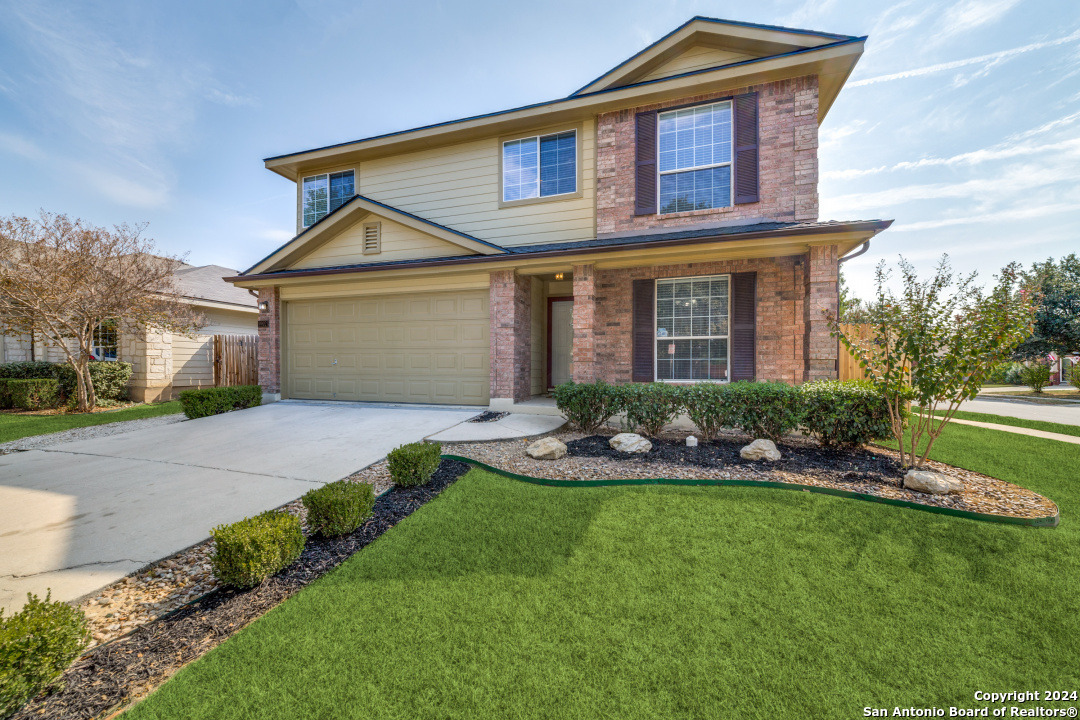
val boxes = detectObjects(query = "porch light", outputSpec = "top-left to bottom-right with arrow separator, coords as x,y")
554,272 -> 564,280
258,300 -> 269,312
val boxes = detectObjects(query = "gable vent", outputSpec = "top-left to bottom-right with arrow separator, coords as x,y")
362,222 -> 381,254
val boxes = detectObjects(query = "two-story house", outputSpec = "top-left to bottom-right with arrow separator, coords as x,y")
228,17 -> 891,410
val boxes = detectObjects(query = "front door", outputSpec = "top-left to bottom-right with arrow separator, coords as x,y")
549,299 -> 574,388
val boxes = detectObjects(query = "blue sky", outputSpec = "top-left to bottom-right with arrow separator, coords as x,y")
0,0 -> 1077,297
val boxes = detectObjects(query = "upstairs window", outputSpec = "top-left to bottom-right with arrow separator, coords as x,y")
92,319 -> 118,361
657,101 -> 732,214
502,130 -> 576,202
302,170 -> 354,227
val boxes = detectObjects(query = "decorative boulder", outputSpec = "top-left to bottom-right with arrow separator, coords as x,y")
903,469 -> 963,495
740,439 -> 781,461
609,433 -> 652,454
526,437 -> 567,460
686,435 -> 699,447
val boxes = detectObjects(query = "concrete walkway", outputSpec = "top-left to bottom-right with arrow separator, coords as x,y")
941,417 -> 1080,445
427,413 -> 565,442
958,397 -> 1080,426
0,402 -> 473,612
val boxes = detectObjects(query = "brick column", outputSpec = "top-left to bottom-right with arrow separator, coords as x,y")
258,286 -> 281,396
571,264 -> 596,383
489,270 -> 532,402
805,245 -> 838,381
793,76 -> 819,222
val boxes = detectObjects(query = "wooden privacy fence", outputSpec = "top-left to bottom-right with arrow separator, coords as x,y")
837,323 -> 870,382
213,334 -> 258,387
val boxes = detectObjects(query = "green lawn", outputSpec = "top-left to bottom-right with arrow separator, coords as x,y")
0,401 -> 182,444
918,407 -> 1080,438
125,424 -> 1080,720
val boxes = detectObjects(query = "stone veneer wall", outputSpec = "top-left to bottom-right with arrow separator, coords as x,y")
596,75 -> 819,236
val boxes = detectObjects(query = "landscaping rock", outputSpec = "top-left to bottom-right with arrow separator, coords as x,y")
686,435 -> 699,447
609,433 -> 652,454
740,439 -> 781,461
903,469 -> 963,495
526,437 -> 567,460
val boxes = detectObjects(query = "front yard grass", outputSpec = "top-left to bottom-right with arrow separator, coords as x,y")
125,423 -> 1079,720
0,401 -> 182,444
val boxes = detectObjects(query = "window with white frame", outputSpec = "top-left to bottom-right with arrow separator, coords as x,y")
655,275 -> 729,381
301,170 -> 355,227
657,101 -> 733,214
502,130 -> 576,202
92,319 -> 118,361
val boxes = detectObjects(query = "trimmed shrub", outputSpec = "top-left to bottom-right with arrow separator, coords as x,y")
552,381 -> 623,433
387,441 -> 442,487
179,385 -> 262,419
1070,365 -> 1080,391
0,379 -> 61,410
619,382 -> 680,437
0,361 -> 57,380
302,480 -> 376,538
800,380 -> 896,448
0,592 -> 90,717
210,511 -> 304,589
678,383 -> 730,440
55,361 -> 133,401
1020,363 -> 1051,393
987,361 -> 1024,385
721,381 -> 803,441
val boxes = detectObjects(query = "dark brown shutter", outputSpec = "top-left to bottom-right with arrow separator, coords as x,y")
730,272 -> 756,381
634,111 -> 658,215
632,279 -> 655,381
733,92 -> 759,205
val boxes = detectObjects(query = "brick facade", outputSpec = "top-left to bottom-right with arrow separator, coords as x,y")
805,245 -> 839,381
257,286 -> 281,394
571,264 -> 597,383
596,75 -> 819,236
588,252 -> 837,385
489,270 -> 532,401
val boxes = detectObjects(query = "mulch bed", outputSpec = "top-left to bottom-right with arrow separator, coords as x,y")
11,459 -> 471,720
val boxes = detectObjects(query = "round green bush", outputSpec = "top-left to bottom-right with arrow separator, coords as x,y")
0,592 -> 90,717
211,511 -> 305,589
800,379 -> 896,448
386,441 -> 442,487
302,480 -> 375,537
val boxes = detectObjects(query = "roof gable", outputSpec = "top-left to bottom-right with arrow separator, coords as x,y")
244,195 -> 507,275
570,16 -> 857,96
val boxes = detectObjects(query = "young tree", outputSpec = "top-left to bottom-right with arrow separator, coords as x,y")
826,256 -> 1036,470
0,212 -> 201,412
1015,253 -> 1080,359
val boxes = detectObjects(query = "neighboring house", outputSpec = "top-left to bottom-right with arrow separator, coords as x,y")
228,16 -> 892,409
0,264 -> 257,401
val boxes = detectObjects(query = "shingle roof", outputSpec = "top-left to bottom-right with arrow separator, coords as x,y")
173,265 -> 257,307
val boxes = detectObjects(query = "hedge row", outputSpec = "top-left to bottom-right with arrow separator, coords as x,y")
178,385 -> 262,419
0,360 -> 132,409
553,379 -> 898,446
0,379 -> 61,410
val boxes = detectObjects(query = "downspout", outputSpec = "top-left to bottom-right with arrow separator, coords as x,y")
834,240 -> 871,378
838,240 -> 870,264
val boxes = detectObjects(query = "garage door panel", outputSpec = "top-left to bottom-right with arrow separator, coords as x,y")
287,289 -> 489,405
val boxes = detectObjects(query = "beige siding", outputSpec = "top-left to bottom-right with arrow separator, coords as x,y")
340,122 -> 596,249
291,215 -> 472,270
172,308 -> 258,389
637,46 -> 757,83
278,272 -> 490,301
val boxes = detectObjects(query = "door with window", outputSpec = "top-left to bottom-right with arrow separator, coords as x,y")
549,298 -> 574,388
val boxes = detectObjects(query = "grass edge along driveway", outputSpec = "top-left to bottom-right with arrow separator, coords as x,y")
0,401 -> 182,444
125,423 -> 1079,720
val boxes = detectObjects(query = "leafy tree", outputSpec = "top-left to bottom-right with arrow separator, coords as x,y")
0,212 -> 201,412
1015,254 -> 1080,359
827,256 -> 1036,470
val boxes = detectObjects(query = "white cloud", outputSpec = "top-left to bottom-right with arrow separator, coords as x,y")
848,29 -> 1080,87
782,0 -> 839,28
0,130 -> 46,161
932,0 -> 1022,42
258,228 -> 294,242
888,203 -> 1079,232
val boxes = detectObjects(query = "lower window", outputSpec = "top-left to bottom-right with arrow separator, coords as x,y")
654,275 -> 729,381
92,319 -> 118,361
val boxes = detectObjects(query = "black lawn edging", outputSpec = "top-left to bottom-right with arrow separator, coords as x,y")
442,454 -> 1059,529
9,459 -> 472,720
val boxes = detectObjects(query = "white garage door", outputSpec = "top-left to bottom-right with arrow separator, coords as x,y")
286,290 -> 489,405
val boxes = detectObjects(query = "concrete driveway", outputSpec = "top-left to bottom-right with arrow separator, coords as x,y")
0,401 -> 475,612
960,396 -> 1080,426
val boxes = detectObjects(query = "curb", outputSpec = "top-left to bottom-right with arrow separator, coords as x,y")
442,455 -> 1060,529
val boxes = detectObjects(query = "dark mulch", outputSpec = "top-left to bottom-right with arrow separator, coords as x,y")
468,411 -> 510,423
566,435 -> 905,485
11,459 -> 472,720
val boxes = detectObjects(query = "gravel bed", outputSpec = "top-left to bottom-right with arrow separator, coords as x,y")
12,459 -> 468,720
446,430 -> 1058,521
0,413 -> 185,453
